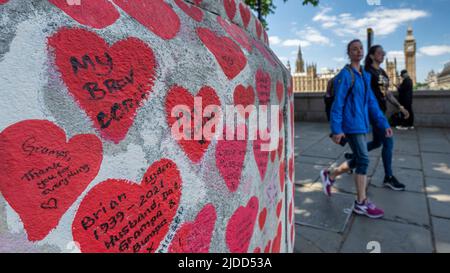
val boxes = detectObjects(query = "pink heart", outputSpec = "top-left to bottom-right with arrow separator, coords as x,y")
113,0 -> 180,40
239,3 -> 250,29
226,196 -> 259,253
256,69 -> 271,105
217,16 -> 252,52
216,125 -> 247,192
197,27 -> 247,80
253,131 -> 270,181
264,240 -> 272,253
233,84 -> 255,118
253,247 -> 261,253
223,0 -> 236,21
48,0 -> 119,29
0,120 -> 103,241
175,0 -> 203,22
168,204 -> 217,253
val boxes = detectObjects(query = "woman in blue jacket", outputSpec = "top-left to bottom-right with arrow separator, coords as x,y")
320,39 -> 393,219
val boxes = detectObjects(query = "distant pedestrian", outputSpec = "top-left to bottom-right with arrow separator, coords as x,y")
397,70 -> 414,129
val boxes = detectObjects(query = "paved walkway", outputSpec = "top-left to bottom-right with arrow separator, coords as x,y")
293,122 -> 450,253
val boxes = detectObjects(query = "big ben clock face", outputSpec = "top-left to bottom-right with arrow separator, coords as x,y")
407,45 -> 414,52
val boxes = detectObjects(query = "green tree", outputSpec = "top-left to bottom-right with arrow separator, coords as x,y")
244,0 -> 320,29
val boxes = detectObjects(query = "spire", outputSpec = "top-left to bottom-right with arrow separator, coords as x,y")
295,45 -> 305,73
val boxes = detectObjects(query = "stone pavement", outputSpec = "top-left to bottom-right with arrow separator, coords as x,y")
293,122 -> 450,253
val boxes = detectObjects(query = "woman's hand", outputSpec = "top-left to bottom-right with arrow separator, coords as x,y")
385,128 -> 394,138
400,106 -> 410,119
332,134 -> 346,145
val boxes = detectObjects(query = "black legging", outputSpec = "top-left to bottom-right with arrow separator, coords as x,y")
402,104 -> 414,127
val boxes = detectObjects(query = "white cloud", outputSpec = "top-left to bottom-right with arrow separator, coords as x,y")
297,26 -> 331,45
278,56 -> 289,63
313,7 -> 429,39
282,39 -> 311,48
386,50 -> 405,67
269,36 -> 281,45
333,57 -> 346,63
419,45 -> 450,56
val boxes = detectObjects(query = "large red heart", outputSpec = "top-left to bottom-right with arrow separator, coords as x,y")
48,0 -> 119,29
256,69 -> 271,105
48,28 -> 157,144
165,85 -> 221,164
271,222 -> 282,253
168,203 -> 216,253
72,158 -> 182,253
226,196 -> 259,253
253,131 -> 270,181
217,16 -> 252,52
174,0 -> 203,22
0,120 -> 102,241
279,160 -> 285,193
0,0 -> 9,4
233,84 -> 255,118
239,3 -> 251,29
197,27 -> 247,80
216,125 -> 247,192
258,207 -> 267,230
223,0 -> 236,21
112,0 -> 180,40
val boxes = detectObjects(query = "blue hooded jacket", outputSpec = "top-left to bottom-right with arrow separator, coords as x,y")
330,65 -> 389,135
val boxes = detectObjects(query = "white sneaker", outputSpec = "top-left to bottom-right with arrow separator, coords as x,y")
396,126 -> 408,130
320,169 -> 335,197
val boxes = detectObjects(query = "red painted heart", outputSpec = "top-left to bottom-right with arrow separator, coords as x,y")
239,3 -> 251,29
223,0 -> 236,21
0,120 -> 102,241
270,148 -> 276,162
258,207 -> 267,230
197,27 -> 247,80
112,0 -> 180,40
276,81 -> 284,103
278,137 -> 284,159
216,125 -> 247,192
252,38 -> 277,67
217,16 -> 252,52
279,160 -> 285,193
0,0 -> 9,4
264,240 -> 272,253
175,0 -> 203,22
256,69 -> 271,105
165,85 -> 221,164
48,28 -> 157,144
48,0 -> 119,29
255,20 -> 262,39
168,203 -> 216,253
253,247 -> 261,253
226,196 -> 259,253
276,199 -> 282,218
271,222 -> 282,253
253,130 -> 270,181
233,84 -> 255,118
72,158 -> 182,253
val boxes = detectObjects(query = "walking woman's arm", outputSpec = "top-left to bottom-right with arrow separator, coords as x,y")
330,71 -> 351,135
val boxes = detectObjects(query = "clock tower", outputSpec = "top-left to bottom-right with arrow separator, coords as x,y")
404,26 -> 417,85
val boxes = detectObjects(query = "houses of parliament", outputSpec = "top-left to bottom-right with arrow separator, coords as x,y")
290,27 -> 417,93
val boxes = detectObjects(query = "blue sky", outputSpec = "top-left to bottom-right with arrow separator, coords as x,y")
264,0 -> 450,82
